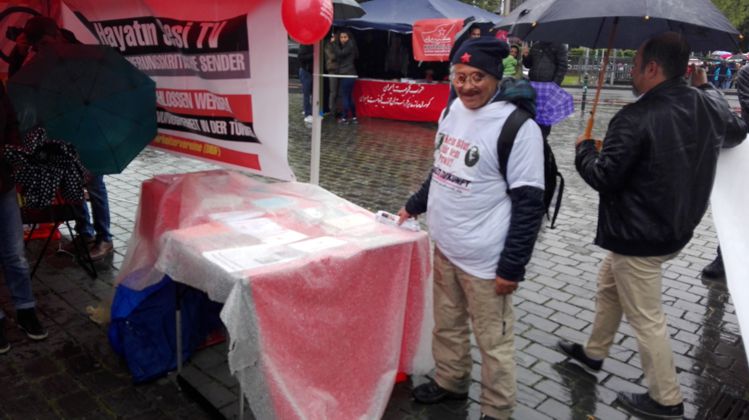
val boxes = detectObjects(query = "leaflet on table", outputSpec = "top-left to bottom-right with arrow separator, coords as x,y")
202,236 -> 347,272
203,244 -> 303,273
208,210 -> 265,224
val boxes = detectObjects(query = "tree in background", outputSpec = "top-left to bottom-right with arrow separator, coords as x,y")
460,0 -> 501,14
713,0 -> 749,51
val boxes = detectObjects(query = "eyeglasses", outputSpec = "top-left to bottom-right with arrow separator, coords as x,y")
450,71 -> 488,86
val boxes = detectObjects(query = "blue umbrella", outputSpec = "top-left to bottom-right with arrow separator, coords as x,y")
529,81 -> 574,126
8,43 -> 157,175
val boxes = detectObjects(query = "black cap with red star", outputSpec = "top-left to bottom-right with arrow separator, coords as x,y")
450,36 -> 510,80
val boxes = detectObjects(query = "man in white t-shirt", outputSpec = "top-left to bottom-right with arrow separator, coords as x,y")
397,37 -> 546,420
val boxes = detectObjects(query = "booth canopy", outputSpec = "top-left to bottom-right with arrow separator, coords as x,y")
338,0 -> 501,33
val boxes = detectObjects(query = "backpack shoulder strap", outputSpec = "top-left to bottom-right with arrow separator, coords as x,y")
497,108 -> 533,183
442,89 -> 457,120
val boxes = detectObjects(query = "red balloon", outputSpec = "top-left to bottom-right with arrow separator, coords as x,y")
282,0 -> 334,44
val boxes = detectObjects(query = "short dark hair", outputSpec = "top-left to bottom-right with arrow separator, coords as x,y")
23,16 -> 59,44
638,32 -> 690,79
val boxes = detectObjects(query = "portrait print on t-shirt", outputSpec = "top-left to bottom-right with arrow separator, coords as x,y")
432,131 -> 480,193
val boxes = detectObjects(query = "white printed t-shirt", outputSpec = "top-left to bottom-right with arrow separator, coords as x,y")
426,99 -> 545,280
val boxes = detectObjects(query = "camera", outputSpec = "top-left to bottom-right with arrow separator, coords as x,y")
6,26 -> 24,41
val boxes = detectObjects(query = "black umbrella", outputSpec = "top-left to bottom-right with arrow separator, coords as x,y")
497,0 -> 740,51
496,0 -> 741,139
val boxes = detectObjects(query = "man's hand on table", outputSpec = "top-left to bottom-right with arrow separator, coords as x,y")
397,207 -> 414,225
495,276 -> 518,295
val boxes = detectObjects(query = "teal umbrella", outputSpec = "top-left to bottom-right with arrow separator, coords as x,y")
8,43 -> 157,175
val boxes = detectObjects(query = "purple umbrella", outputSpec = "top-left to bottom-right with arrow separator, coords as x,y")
529,81 -> 574,126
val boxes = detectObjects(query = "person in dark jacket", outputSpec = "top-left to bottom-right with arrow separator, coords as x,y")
332,29 -> 358,124
12,16 -> 115,261
559,33 -> 746,419
397,38 -> 546,420
702,62 -> 749,279
297,44 -> 314,123
0,83 -> 49,354
324,31 -> 340,118
522,41 -> 567,139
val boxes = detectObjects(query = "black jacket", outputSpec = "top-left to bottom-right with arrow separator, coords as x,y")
332,40 -> 358,76
522,42 -> 568,86
298,44 -> 313,73
576,78 -> 747,257
737,64 -> 749,121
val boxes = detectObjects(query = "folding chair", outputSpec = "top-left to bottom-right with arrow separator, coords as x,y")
19,191 -> 97,279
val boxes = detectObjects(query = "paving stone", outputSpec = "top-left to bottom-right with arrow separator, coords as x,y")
523,314 -> 560,334
55,390 -> 103,418
101,387 -> 155,416
510,403 -> 553,420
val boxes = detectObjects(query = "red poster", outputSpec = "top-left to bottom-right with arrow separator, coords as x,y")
412,18 -> 463,62
354,79 -> 449,123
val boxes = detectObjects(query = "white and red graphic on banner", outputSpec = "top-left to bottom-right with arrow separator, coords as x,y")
2,0 -> 291,179
412,18 -> 463,62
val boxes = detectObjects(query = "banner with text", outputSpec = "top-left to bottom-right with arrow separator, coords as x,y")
354,79 -> 449,123
61,0 -> 292,180
412,18 -> 463,62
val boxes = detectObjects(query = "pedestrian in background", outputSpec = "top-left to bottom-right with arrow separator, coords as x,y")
298,43 -> 314,124
333,29 -> 358,124
560,32 -> 746,419
713,60 -> 732,89
522,41 -> 568,138
398,37 -> 546,420
502,45 -> 522,79
324,31 -> 340,119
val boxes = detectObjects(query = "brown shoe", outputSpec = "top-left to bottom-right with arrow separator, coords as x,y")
88,241 -> 114,261
58,234 -> 95,255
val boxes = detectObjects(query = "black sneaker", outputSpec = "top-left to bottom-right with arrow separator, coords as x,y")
16,308 -> 48,340
412,380 -> 468,404
557,340 -> 603,373
702,254 -> 725,279
616,392 -> 684,418
0,321 -> 9,354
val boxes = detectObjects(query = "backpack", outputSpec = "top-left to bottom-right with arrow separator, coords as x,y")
497,109 -> 564,229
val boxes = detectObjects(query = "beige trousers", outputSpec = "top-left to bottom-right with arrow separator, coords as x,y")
585,251 -> 683,406
432,248 -> 515,419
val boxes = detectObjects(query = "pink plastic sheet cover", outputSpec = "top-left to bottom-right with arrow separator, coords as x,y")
117,170 -> 434,418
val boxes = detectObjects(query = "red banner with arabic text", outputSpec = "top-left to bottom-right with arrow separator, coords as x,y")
412,18 -> 463,62
354,79 -> 449,123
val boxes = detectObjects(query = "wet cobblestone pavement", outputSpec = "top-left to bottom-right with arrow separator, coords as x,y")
0,88 -> 746,419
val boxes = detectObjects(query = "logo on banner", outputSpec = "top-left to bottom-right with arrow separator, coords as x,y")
419,23 -> 457,57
